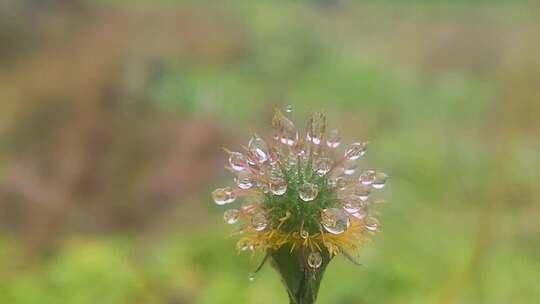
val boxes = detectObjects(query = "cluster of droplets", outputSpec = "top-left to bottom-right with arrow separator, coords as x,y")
212,106 -> 387,270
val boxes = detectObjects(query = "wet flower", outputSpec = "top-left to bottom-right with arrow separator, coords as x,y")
212,107 -> 387,303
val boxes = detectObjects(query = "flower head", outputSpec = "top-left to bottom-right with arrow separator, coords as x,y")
212,108 -> 387,302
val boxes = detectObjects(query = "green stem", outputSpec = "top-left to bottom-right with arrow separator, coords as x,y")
269,245 -> 332,304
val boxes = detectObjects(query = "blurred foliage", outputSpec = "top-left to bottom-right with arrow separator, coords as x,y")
0,0 -> 539,303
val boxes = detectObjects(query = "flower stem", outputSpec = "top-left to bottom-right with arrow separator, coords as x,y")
269,245 -> 332,304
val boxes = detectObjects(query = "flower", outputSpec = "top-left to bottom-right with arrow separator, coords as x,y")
212,108 -> 387,303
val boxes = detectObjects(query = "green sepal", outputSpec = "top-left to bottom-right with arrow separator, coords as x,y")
269,245 -> 332,304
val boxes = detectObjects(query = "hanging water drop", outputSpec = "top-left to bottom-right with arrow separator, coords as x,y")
315,157 -> 333,176
276,114 -> 298,146
351,209 -> 367,220
251,213 -> 268,231
342,200 -> 362,213
212,187 -> 236,205
248,135 -> 269,163
237,239 -> 254,252
359,170 -> 376,185
248,273 -> 256,282
229,152 -> 247,171
307,251 -> 322,269
300,230 -> 309,239
223,209 -> 240,224
321,208 -> 351,235
372,171 -> 388,189
284,105 -> 293,113
364,216 -> 380,232
235,171 -> 254,190
345,142 -> 367,160
343,159 -> 357,175
326,129 -> 341,148
352,184 -> 371,201
269,177 -> 287,195
298,182 -> 319,202
306,112 -> 326,145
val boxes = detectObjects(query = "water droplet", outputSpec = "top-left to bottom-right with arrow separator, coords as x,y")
342,200 -> 362,213
251,213 -> 268,231
307,251 -> 322,269
352,184 -> 371,201
257,180 -> 270,193
270,178 -> 287,195
284,105 -> 293,113
351,210 -> 367,220
287,151 -> 298,167
321,208 -> 351,235
300,230 -> 309,239
372,171 -> 388,189
235,171 -> 254,190
343,160 -> 357,175
330,177 -> 348,190
329,176 -> 348,189
345,142 -> 367,160
359,170 -> 376,185
306,112 -> 326,145
223,209 -> 240,224
268,147 -> 281,165
298,182 -> 319,202
237,239 -> 254,252
326,129 -> 341,148
277,115 -> 298,146
364,216 -> 380,232
212,187 -> 236,205
229,152 -> 247,171
248,273 -> 256,282
315,157 -> 333,176
248,135 -> 269,163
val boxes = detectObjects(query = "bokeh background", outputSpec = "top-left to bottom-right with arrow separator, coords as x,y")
1,0 -> 539,303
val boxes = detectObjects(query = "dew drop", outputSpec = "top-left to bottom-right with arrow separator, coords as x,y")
237,239 -> 254,252
351,210 -> 367,220
307,251 -> 322,269
300,230 -> 309,239
359,170 -> 376,185
345,142 -> 367,160
223,209 -> 240,224
306,112 -> 326,145
235,171 -> 254,190
248,273 -> 256,282
270,178 -> 288,195
343,160 -> 357,175
364,216 -> 380,232
248,135 -> 269,163
284,105 -> 293,113
372,171 -> 388,189
251,213 -> 268,231
287,151 -> 298,167
326,129 -> 341,148
315,157 -> 333,176
212,187 -> 236,205
257,180 -> 270,193
331,177 -> 348,190
279,117 -> 298,146
298,182 -> 319,202
329,176 -> 348,189
321,208 -> 351,235
229,152 -> 247,171
352,184 -> 371,201
342,201 -> 362,213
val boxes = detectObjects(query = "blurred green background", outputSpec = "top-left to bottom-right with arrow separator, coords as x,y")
1,0 -> 539,303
